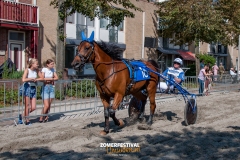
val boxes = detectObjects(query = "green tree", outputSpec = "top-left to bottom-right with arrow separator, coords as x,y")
50,0 -> 142,28
196,52 -> 216,67
50,0 -> 142,71
156,0 -> 240,46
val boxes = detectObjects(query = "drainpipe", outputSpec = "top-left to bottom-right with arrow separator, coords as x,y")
95,16 -> 100,41
141,12 -> 145,59
95,7 -> 100,41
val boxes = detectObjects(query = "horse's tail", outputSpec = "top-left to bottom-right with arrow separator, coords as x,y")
148,59 -> 160,82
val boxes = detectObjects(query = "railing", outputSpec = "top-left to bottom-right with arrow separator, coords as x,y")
76,24 -> 87,40
182,76 -> 198,89
0,0 -> 38,24
109,28 -> 118,43
1,75 -> 239,124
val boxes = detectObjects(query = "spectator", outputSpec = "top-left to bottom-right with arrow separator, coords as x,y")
19,59 -> 43,125
39,59 -> 58,123
230,68 -> 238,83
198,64 -> 211,96
212,63 -> 219,81
219,63 -> 225,81
204,67 -> 211,96
230,67 -> 236,76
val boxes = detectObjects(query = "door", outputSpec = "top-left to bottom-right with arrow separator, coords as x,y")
10,44 -> 22,71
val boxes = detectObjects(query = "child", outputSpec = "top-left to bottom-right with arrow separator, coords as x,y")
39,59 -> 58,123
208,70 -> 213,94
204,67 -> 212,96
20,58 -> 43,125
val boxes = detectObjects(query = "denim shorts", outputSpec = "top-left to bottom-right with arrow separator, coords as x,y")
41,85 -> 55,100
23,83 -> 36,98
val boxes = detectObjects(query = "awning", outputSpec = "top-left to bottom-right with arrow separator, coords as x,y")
177,50 -> 195,61
157,47 -> 179,55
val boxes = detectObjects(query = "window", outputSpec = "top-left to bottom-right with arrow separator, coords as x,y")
218,44 -> 222,53
100,18 -> 108,29
163,38 -> 168,48
210,43 -> 216,53
86,17 -> 94,27
158,17 -> 166,30
77,13 -> 94,26
117,21 -> 124,31
67,13 -> 75,24
9,32 -> 24,41
77,13 -> 85,25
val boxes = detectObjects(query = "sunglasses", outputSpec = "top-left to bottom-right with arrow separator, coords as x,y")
174,62 -> 180,65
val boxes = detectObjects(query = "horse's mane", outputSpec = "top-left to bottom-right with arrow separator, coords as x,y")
95,41 -> 122,60
148,60 -> 160,72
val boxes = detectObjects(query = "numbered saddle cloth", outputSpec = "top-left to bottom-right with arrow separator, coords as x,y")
130,61 -> 150,82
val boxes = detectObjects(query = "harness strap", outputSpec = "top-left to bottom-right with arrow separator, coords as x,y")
122,59 -> 135,95
122,59 -> 134,79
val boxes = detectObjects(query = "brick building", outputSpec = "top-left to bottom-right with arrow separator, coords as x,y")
64,0 -> 160,69
199,42 -> 239,71
36,0 -> 58,67
0,0 -> 38,70
1,0 -> 239,74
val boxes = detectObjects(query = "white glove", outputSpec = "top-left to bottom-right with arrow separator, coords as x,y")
168,72 -> 176,77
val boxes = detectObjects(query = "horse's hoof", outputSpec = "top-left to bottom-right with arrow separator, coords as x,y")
138,117 -> 145,123
100,130 -> 108,136
147,121 -> 152,126
118,119 -> 125,127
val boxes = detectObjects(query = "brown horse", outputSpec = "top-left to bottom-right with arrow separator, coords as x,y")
71,35 -> 159,135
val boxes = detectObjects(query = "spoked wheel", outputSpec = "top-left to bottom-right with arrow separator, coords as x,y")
128,97 -> 145,120
184,98 -> 198,126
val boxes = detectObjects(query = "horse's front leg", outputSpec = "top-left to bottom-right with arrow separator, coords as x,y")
100,94 -> 111,135
110,93 -> 125,127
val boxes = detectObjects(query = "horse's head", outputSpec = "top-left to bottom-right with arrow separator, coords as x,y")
71,31 -> 95,70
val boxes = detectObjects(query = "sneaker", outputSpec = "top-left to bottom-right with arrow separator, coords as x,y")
18,114 -> 23,124
18,119 -> 23,124
25,122 -> 32,126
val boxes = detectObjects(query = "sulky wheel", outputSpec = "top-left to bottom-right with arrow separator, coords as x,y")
128,96 -> 145,120
184,98 -> 198,126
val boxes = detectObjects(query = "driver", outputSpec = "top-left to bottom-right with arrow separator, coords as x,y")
158,58 -> 185,93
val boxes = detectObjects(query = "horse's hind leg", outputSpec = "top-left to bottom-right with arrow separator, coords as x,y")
110,93 -> 125,127
146,85 -> 157,125
132,91 -> 148,119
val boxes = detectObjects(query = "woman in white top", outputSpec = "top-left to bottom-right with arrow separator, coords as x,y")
198,64 -> 212,96
39,59 -> 58,123
20,58 -> 43,125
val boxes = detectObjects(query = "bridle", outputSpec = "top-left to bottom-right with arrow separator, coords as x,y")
77,41 -> 95,67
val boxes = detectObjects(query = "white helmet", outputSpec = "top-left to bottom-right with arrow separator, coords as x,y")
173,58 -> 183,65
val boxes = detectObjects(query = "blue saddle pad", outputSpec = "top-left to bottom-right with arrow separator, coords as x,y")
130,61 -> 150,82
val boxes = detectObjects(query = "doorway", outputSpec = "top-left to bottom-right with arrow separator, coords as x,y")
10,44 -> 22,71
